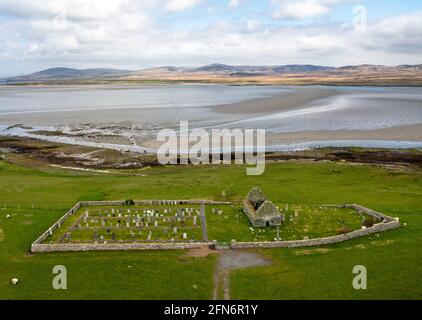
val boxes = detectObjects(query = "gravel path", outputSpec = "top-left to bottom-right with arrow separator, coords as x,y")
212,250 -> 271,300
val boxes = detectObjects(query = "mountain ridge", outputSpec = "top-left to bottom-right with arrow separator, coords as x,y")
5,63 -> 422,85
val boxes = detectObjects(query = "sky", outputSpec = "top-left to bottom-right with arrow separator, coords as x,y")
0,0 -> 421,75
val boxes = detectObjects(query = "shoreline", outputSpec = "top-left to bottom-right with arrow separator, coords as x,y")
1,135 -> 421,172
1,124 -> 421,154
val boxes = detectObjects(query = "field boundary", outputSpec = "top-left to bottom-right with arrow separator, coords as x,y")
31,202 -> 400,253
231,204 -> 400,249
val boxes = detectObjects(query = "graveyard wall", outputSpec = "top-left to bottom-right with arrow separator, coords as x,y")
79,200 -> 233,206
31,242 -> 212,253
30,199 -> 231,252
231,220 -> 400,249
31,202 -> 400,252
347,204 -> 396,222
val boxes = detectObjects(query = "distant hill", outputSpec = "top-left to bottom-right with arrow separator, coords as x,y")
6,67 -> 131,82
193,63 -> 241,72
4,63 -> 422,86
272,65 -> 335,73
191,63 -> 334,74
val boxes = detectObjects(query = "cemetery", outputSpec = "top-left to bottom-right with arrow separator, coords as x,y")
31,193 -> 400,252
37,201 -> 211,246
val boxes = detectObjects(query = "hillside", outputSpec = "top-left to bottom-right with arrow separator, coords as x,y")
4,64 -> 422,86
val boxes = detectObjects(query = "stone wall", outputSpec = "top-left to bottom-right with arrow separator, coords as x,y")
347,204 -> 396,222
79,200 -> 232,206
31,242 -> 212,253
231,220 -> 400,249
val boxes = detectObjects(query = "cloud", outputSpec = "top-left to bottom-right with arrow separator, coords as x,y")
0,0 -> 421,75
245,20 -> 261,32
164,0 -> 202,12
0,0 -> 127,20
227,0 -> 241,10
271,0 -> 350,20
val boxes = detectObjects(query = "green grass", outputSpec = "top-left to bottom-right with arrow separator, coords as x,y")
0,158 -> 421,299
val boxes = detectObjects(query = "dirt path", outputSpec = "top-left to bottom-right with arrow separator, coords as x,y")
200,203 -> 208,241
212,250 -> 271,300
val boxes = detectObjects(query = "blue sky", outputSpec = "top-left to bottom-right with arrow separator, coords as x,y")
0,0 -> 421,75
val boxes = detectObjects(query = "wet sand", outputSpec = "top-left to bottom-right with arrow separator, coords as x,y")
138,124 -> 422,151
212,87 -> 342,114
0,85 -> 421,152
267,124 -> 422,144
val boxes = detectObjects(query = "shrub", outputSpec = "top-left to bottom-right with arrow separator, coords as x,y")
337,226 -> 353,235
362,217 -> 375,228
124,199 -> 135,206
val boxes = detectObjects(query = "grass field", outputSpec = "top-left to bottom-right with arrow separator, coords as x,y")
0,156 -> 421,299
